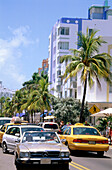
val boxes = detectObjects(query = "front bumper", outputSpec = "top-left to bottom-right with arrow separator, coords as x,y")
15,157 -> 72,165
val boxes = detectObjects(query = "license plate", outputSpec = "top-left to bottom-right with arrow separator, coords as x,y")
89,141 -> 95,144
41,159 -> 51,164
33,162 -> 39,164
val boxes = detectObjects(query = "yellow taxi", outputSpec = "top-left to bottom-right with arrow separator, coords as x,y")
0,121 -> 25,144
59,123 -> 109,156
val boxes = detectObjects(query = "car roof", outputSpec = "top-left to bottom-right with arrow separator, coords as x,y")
0,117 -> 12,120
7,125 -> 42,129
70,123 -> 96,129
43,122 -> 58,124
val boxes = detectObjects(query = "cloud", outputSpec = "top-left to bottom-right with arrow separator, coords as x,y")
0,26 -> 39,89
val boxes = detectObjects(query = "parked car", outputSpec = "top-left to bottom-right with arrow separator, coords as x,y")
38,122 -> 60,132
0,117 -> 12,128
15,131 -> 71,170
2,125 -> 44,153
59,123 -> 109,157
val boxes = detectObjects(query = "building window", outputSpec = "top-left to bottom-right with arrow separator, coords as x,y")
70,89 -> 72,97
89,29 -> 93,36
58,27 -> 69,35
57,70 -> 61,77
65,91 -> 67,98
58,42 -> 69,50
60,92 -> 62,98
109,83 -> 112,93
57,85 -> 61,92
57,56 -> 61,64
73,82 -> 77,88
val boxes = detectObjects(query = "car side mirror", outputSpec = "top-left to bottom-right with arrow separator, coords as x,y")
61,139 -> 67,144
15,138 -> 20,143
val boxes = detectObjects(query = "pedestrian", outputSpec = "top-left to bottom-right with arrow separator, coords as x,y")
60,121 -> 64,129
84,121 -> 90,126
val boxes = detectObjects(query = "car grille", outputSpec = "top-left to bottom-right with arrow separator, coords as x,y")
30,151 -> 60,158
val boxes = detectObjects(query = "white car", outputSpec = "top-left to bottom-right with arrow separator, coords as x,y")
2,125 -> 44,153
38,122 -> 60,132
0,117 -> 12,128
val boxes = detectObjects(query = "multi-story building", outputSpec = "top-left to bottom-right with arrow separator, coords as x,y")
48,0 -> 112,110
38,58 -> 48,75
0,81 -> 15,99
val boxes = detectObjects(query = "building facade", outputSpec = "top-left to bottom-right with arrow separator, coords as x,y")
0,81 -> 15,99
48,1 -> 112,110
38,58 -> 48,75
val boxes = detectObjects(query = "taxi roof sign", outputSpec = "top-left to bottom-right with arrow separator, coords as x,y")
89,104 -> 100,114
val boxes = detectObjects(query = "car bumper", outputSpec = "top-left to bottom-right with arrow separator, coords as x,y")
16,157 -> 72,165
69,143 -> 109,152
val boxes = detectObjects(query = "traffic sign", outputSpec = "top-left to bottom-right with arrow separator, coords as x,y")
89,105 -> 100,114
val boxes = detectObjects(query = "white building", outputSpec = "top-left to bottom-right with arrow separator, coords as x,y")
48,1 -> 112,109
0,81 -> 15,99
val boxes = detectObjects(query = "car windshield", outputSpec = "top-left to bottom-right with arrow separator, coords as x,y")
44,124 -> 58,129
21,127 -> 44,134
0,120 -> 11,126
22,131 -> 60,143
73,127 -> 100,136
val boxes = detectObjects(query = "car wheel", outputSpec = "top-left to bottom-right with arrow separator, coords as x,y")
2,142 -> 8,153
62,163 -> 69,170
16,163 -> 21,170
97,151 -> 104,157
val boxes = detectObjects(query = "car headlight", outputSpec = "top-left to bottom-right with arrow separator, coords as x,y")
20,152 -> 29,158
60,152 -> 69,157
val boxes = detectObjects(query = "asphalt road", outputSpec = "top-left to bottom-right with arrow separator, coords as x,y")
0,147 -> 112,170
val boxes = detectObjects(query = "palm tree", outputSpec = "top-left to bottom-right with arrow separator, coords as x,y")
0,96 -> 5,116
2,97 -> 13,117
60,28 -> 112,123
27,77 -> 52,122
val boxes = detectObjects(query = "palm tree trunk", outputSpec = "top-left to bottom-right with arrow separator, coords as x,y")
80,77 -> 87,123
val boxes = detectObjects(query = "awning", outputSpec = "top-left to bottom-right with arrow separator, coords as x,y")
40,113 -> 47,117
16,113 -> 26,117
16,113 -> 19,117
20,113 -> 26,117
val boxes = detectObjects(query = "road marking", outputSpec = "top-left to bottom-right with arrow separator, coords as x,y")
70,161 -> 91,170
70,163 -> 83,170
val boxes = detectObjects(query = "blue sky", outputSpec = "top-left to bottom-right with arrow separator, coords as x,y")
0,0 -> 112,90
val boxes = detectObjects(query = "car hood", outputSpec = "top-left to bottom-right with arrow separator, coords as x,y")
19,142 -> 68,152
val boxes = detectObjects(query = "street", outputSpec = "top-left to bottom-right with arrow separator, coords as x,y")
0,147 -> 111,170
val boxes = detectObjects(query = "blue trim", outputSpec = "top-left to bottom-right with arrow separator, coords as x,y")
60,17 -> 90,24
88,8 -> 90,19
78,19 -> 82,49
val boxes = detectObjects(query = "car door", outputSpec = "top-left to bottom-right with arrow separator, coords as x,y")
9,127 -> 20,151
0,125 -> 5,143
5,127 -> 20,151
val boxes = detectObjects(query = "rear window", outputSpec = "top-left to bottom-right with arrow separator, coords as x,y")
21,127 -> 44,134
73,127 -> 100,136
44,124 -> 58,129
0,120 -> 11,125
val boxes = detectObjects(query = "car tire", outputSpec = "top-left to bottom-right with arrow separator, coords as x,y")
2,142 -> 8,153
97,151 -> 104,157
16,163 -> 21,170
62,163 -> 69,170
